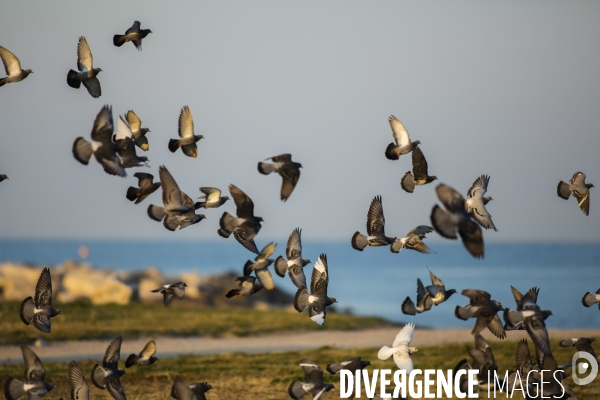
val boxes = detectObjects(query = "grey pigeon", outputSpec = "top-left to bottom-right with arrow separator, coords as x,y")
351,195 -> 396,251
258,153 -> 302,201
557,171 -> 594,216
0,174 -> 8,182
534,351 -> 578,399
455,289 -> 505,339
390,225 -> 434,254
467,333 -> 497,383
168,106 -> 203,158
66,36 -> 102,98
401,278 -> 433,316
225,276 -> 263,298
385,115 -> 420,160
113,21 -> 152,51
90,336 -> 126,400
68,361 -> 90,400
162,191 -> 206,231
465,175 -> 497,231
125,340 -> 158,368
506,339 -> 543,396
326,357 -> 371,375
171,377 -> 213,400
453,359 -> 479,394
430,183 -> 484,258
274,227 -> 311,289
425,269 -> 456,306
113,116 -> 149,168
294,254 -> 337,325
504,286 -> 539,331
582,288 -> 600,309
0,46 -> 32,87
151,282 -> 187,307
195,187 -> 229,209
243,242 -> 277,290
126,110 -> 151,151
559,337 -> 597,360
504,294 -> 552,355
147,165 -> 191,223
19,267 -> 62,333
126,172 -> 161,204
3,345 -> 55,400
217,184 -> 263,254
72,105 -> 126,177
288,359 -> 334,400
400,147 -> 437,193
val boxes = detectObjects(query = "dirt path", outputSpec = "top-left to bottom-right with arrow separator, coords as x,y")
1,328 -> 599,364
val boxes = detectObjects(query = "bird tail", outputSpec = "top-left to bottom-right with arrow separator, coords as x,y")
218,212 -> 236,236
257,162 -> 275,175
243,260 -> 254,277
455,305 -> 474,320
3,378 -> 25,400
91,364 -> 107,389
351,231 -> 369,251
385,142 -> 400,160
294,287 -> 310,312
288,381 -> 306,400
194,201 -> 206,209
274,256 -> 288,278
430,205 -> 458,239
377,345 -> 395,361
225,288 -> 240,298
326,363 -> 342,375
126,187 -> 141,202
113,34 -> 125,47
582,292 -> 597,307
150,287 -> 164,293
401,171 -> 415,193
19,296 -> 35,325
148,204 -> 166,221
168,139 -> 181,153
125,354 -> 139,368
72,137 -> 93,165
0,78 -> 6,87
66,69 -> 81,88
557,181 -> 571,200
401,296 -> 417,316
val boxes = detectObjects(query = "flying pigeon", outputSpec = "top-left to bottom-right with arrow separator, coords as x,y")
66,36 -> 102,98
195,187 -> 229,209
243,242 -> 277,290
377,323 -> 418,372
151,282 -> 187,307
430,183 -> 484,258
390,225 -> 434,254
557,172 -> 594,216
225,276 -> 263,298
162,191 -> 206,231
126,172 -> 161,204
113,115 -> 149,168
455,289 -> 505,339
257,154 -> 302,201
91,336 -> 126,400
19,267 -> 62,333
465,175 -> 497,231
147,165 -> 191,223
400,147 -> 437,193
384,115 -> 421,160
0,46 -> 32,87
425,269 -> 456,306
453,359 -> 478,394
351,195 -> 396,251
294,254 -> 337,325
582,288 -> 600,309
168,106 -> 203,158
504,295 -> 552,354
288,359 -> 334,400
274,227 -> 311,289
559,337 -> 597,360
73,105 -> 125,177
326,357 -> 371,375
125,110 -> 151,151
125,340 -> 158,368
113,21 -> 152,51
68,361 -> 90,400
3,345 -> 55,400
171,377 -> 213,400
217,184 -> 263,254
401,278 -> 433,316
505,286 -> 539,331
467,334 -> 498,383
0,174 -> 8,182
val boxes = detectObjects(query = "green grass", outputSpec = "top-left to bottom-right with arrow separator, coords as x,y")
0,340 -> 597,399
0,301 -> 398,345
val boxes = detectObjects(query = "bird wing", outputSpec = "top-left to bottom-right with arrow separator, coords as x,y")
366,195 -> 385,236
416,278 -> 426,300
389,115 -> 410,146
135,173 -> 155,188
140,340 -> 156,358
233,230 -> 259,254
468,200 -> 497,231
257,242 -> 277,261
68,361 -> 90,400
106,376 -> 127,400
34,268 -> 53,307
126,20 -> 141,34
279,165 -> 300,202
229,184 -> 255,218
524,315 -> 551,355
300,359 -> 323,380
21,345 -> 46,383
103,336 -> 123,370
572,186 -> 590,216
82,76 -> 102,98
288,264 -> 307,290
178,106 -> 194,139
91,105 -> 114,143
126,110 -> 141,132
286,227 -> 303,260
0,46 -> 21,75
255,268 -> 275,290
270,153 -> 293,162
179,191 -> 195,208
173,377 -> 196,400
77,36 -> 93,71
515,339 -> 533,373
114,116 -> 133,141
170,283 -> 186,300
159,166 -> 184,208
411,147 -> 430,180
467,175 -> 489,199
570,171 -> 587,186
435,184 -> 466,213
392,323 -> 415,347
461,289 -> 491,306
393,352 -> 414,372
407,225 -> 434,237
510,286 -> 523,307
199,187 -> 221,203
310,254 -> 329,294
428,269 -> 444,288
487,314 -> 506,339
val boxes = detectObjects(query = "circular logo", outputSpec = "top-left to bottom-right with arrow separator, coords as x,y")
572,351 -> 598,386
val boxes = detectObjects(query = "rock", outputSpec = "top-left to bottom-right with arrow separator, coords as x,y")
0,264 -> 59,301
59,264 -> 132,305
139,278 -> 164,303
179,271 -> 202,300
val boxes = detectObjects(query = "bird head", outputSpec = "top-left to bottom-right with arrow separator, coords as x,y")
431,175 -> 438,181
586,183 -> 595,189
364,360 -> 372,367
447,289 -> 457,297
408,346 -> 419,354
256,216 -> 264,222
492,300 -> 503,310
25,69 -> 33,74
223,196 -> 230,202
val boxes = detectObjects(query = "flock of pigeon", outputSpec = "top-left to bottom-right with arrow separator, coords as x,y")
0,17 -> 597,400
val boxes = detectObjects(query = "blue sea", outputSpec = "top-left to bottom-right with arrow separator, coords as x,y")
1,240 -> 599,329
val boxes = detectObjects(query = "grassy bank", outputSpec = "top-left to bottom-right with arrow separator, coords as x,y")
0,339 -> 596,399
0,301 -> 398,345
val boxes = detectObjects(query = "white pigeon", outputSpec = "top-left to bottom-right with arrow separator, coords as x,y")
377,322 -> 417,372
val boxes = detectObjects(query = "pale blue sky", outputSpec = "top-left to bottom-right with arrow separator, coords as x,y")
0,1 -> 599,241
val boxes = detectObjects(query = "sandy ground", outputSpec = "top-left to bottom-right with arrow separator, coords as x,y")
1,328 -> 599,364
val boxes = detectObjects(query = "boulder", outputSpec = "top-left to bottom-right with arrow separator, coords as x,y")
59,264 -> 132,305
0,263 -> 59,301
